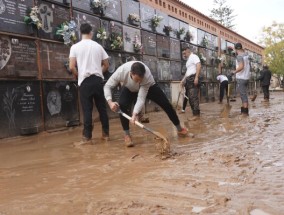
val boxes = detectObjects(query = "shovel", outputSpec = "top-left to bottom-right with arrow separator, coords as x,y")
220,83 -> 232,118
251,80 -> 257,101
117,109 -> 170,155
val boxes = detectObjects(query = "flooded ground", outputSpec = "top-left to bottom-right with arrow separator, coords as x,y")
0,92 -> 283,215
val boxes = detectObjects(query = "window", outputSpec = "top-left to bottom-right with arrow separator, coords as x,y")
163,2 -> 166,8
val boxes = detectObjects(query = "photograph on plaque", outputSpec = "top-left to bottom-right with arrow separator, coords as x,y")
104,0 -> 121,22
0,0 -> 34,35
157,60 -> 171,81
168,16 -> 179,39
143,55 -> 158,80
40,41 -> 73,79
0,81 -> 42,138
42,81 -> 79,130
170,61 -> 182,81
104,52 -> 123,80
122,0 -> 140,26
189,25 -> 197,45
157,35 -> 170,58
140,3 -> 155,32
37,1 -> 70,40
170,38 -> 181,60
123,25 -> 141,53
73,10 -> 100,41
141,30 -> 156,56
155,10 -> 168,35
0,35 -> 38,78
108,21 -> 123,50
157,82 -> 171,102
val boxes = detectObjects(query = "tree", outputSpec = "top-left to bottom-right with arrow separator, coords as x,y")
260,22 -> 284,79
209,0 -> 236,30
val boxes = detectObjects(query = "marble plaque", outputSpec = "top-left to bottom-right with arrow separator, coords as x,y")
188,25 -> 197,45
170,61 -> 182,81
104,0 -> 121,21
122,0 -> 140,26
140,3 -> 154,31
179,21 -> 188,41
157,35 -> 170,58
71,0 -> 93,14
45,0 -> 70,5
123,25 -> 141,53
143,55 -> 158,80
104,52 -> 123,80
170,38 -> 181,60
108,21 -> 123,50
37,1 -> 70,40
0,35 -> 38,78
40,41 -> 73,79
155,10 -> 168,35
42,81 -> 79,130
157,59 -> 171,81
0,80 -> 42,138
99,19 -> 110,48
141,30 -> 156,56
168,16 -> 179,38
0,0 -> 34,35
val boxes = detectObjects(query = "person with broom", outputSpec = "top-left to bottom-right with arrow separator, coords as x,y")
104,61 -> 189,147
216,74 -> 229,104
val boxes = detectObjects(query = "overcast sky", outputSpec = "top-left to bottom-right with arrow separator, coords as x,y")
180,0 -> 284,44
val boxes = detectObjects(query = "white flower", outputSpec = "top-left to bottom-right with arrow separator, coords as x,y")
97,33 -> 101,38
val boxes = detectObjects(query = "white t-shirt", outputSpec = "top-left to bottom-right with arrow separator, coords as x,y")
185,53 -> 200,77
216,75 -> 228,83
69,39 -> 109,86
236,53 -> 250,80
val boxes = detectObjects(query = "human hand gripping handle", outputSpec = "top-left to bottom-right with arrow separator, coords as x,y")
108,100 -> 119,112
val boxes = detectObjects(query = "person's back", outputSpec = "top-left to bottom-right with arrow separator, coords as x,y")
259,67 -> 272,86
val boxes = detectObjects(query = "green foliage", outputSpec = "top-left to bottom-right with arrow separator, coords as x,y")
209,0 -> 236,30
260,22 -> 284,76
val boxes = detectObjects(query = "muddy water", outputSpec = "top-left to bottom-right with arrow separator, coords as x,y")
0,92 -> 283,215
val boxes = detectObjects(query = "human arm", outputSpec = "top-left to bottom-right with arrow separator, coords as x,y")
194,62 -> 201,86
101,59 -> 109,73
69,57 -> 78,79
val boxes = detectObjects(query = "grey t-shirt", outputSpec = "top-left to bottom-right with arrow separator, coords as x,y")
104,61 -> 155,114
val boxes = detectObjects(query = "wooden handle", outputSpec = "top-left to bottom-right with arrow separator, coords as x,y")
121,112 -> 144,128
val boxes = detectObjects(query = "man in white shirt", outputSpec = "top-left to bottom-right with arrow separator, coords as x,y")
231,43 -> 250,116
180,47 -> 201,118
104,61 -> 189,147
216,74 -> 229,103
69,23 -> 110,143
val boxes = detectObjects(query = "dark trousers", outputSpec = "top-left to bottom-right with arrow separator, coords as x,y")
262,85 -> 269,99
185,75 -> 200,116
79,75 -> 109,139
182,87 -> 189,110
220,80 -> 228,102
119,84 -> 180,131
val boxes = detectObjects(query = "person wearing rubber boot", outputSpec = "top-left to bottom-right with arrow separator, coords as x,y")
104,61 -> 189,147
232,43 -> 250,116
181,46 -> 201,120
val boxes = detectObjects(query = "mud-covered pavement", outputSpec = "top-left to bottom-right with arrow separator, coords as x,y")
0,92 -> 283,215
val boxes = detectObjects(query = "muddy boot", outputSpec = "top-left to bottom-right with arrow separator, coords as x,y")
241,107 -> 245,114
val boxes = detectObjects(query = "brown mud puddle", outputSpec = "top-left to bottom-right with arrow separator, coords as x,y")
0,92 -> 283,214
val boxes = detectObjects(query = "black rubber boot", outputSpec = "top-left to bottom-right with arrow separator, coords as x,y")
241,107 -> 245,114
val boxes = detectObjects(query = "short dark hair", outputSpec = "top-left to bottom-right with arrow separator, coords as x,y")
131,62 -> 146,78
263,65 -> 269,69
80,23 -> 92,34
234,43 -> 243,50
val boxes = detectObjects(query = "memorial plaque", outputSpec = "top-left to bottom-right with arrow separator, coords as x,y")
0,35 -> 38,78
157,82 -> 171,102
197,29 -> 206,47
157,59 -> 171,81
122,0 -> 140,26
207,66 -> 218,81
170,61 -> 182,81
107,21 -> 123,50
72,0 -> 93,14
141,30 -> 156,56
189,25 -> 197,45
104,0 -> 121,21
42,81 -> 79,130
44,0 -> 70,5
157,35 -> 169,58
200,65 -> 207,80
37,1 -> 70,40
143,55 -> 158,80
0,81 -> 42,138
155,10 -> 168,35
140,3 -> 154,31
73,10 -> 100,41
221,38 -> 226,53
40,41 -> 73,79
104,52 -> 123,80
170,38 -> 181,60
123,25 -> 141,53
0,0 -> 34,35
179,21 -> 188,40
168,16 -> 179,38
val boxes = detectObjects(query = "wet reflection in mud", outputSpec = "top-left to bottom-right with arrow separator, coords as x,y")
0,93 -> 283,214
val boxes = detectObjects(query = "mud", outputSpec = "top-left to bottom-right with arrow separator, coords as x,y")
0,92 -> 283,215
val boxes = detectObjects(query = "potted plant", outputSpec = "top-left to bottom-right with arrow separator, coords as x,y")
128,13 -> 140,26
183,30 -> 192,42
151,14 -> 163,31
23,6 -> 42,35
163,25 -> 173,36
90,0 -> 109,16
55,20 -> 77,46
175,27 -> 185,39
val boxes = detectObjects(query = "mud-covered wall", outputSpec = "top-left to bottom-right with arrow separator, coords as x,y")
0,0 -> 262,139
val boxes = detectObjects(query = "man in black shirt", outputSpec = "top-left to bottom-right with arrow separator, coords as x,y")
257,65 -> 272,101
